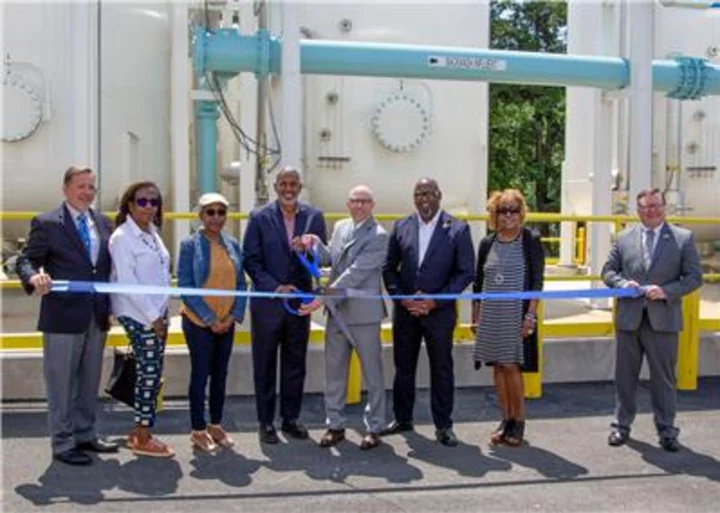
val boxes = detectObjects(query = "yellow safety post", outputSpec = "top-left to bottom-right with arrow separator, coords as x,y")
523,301 -> 544,398
346,349 -> 362,404
676,289 -> 701,390
575,225 -> 586,266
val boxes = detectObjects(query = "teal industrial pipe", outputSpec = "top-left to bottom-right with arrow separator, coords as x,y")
194,29 -> 720,97
194,100 -> 220,194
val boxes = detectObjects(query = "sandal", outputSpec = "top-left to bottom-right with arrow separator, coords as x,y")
190,430 -> 219,453
129,434 -> 175,458
319,429 -> 345,448
207,424 -> 235,448
360,433 -> 381,451
505,420 -> 525,447
490,419 -> 511,445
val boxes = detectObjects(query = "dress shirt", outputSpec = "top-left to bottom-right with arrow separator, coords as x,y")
109,215 -> 171,327
65,202 -> 99,265
417,210 -> 440,267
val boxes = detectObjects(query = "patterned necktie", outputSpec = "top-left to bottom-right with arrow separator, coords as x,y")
644,229 -> 655,270
77,213 -> 92,259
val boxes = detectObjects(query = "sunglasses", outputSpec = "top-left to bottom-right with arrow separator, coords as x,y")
204,208 -> 227,217
497,208 -> 520,215
135,197 -> 160,208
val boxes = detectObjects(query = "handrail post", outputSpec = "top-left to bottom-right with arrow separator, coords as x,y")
677,289 -> 701,390
523,301 -> 544,398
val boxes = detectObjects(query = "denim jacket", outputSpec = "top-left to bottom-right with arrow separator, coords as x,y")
177,230 -> 247,325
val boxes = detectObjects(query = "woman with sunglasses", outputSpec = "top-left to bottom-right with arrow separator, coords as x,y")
109,181 -> 173,457
471,189 -> 544,447
177,193 -> 247,452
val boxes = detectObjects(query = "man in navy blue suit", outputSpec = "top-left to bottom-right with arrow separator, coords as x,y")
243,166 -> 327,443
382,178 -> 475,446
16,165 -> 118,465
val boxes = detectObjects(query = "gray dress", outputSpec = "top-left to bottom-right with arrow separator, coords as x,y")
473,237 -> 525,365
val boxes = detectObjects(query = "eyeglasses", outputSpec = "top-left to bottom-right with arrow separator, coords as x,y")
348,198 -> 372,205
638,204 -> 664,211
135,197 -> 160,208
496,208 -> 520,215
204,208 -> 227,217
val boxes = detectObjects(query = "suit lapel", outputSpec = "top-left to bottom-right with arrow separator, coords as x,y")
58,205 -> 91,264
271,201 -> 292,254
408,215 -> 420,274
341,217 -> 374,257
420,210 -> 447,270
635,225 -> 648,273
89,208 -> 109,265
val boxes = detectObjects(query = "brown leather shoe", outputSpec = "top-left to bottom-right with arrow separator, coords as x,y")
360,433 -> 381,451
319,429 -> 345,448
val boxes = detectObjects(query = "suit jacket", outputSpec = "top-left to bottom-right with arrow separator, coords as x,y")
243,200 -> 327,319
316,216 -> 389,325
16,204 -> 113,333
383,210 -> 475,322
602,223 -> 703,332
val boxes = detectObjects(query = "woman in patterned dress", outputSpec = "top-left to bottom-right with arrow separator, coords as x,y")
472,189 -> 544,447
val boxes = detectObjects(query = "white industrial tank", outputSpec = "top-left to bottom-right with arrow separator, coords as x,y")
1,2 -> 171,236
295,3 -> 490,217
654,7 -> 720,242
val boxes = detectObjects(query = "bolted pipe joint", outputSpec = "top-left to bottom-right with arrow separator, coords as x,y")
667,56 -> 709,100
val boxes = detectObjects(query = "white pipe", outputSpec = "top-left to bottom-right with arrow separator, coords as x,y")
279,0 -> 303,171
71,1 -> 99,169
239,0 -> 259,232
627,0 -> 655,208
171,3 -> 191,257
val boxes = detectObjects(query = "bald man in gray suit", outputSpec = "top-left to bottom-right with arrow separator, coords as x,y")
602,188 -> 702,452
298,185 -> 388,450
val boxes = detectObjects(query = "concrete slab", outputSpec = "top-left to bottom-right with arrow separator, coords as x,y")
2,379 -> 719,513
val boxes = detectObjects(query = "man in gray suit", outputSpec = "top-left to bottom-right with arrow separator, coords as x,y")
298,185 -> 388,450
602,188 -> 702,452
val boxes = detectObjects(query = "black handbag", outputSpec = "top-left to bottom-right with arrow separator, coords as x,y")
104,346 -> 137,408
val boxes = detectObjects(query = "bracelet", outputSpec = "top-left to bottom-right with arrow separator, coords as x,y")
524,313 -> 537,323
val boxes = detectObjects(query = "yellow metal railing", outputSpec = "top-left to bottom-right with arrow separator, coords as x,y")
3,211 -> 719,401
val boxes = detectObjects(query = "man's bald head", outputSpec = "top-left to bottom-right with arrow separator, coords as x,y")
346,184 -> 375,223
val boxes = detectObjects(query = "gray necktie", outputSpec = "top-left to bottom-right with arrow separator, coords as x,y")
644,229 -> 655,269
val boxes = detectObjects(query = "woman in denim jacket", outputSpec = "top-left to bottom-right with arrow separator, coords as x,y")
178,193 -> 247,452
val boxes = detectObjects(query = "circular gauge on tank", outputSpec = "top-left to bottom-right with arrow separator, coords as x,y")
371,91 -> 431,153
2,72 -> 43,142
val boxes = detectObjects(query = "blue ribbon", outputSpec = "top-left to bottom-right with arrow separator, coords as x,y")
51,280 -> 643,301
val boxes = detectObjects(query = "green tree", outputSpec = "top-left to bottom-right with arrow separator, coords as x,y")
489,0 -> 567,220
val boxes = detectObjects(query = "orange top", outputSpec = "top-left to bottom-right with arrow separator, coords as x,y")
182,236 -> 236,327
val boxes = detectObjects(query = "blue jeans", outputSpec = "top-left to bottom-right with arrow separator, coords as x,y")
182,315 -> 235,431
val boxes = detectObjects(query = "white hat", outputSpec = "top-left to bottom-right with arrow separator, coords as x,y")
198,192 -> 229,209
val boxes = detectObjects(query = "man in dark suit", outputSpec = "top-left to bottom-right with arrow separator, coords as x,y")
243,166 -> 327,443
382,178 -> 475,446
602,188 -> 702,452
16,165 -> 118,465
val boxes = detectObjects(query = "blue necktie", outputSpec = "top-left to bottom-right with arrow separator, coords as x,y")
77,213 -> 92,259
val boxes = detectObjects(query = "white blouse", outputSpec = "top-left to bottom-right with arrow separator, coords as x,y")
109,216 -> 171,327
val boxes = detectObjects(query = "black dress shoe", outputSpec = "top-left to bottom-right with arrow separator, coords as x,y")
660,437 -> 680,452
259,424 -> 279,444
281,421 -> 309,440
76,437 -> 119,453
53,448 -> 92,466
435,427 -> 459,447
608,429 -> 629,447
380,420 -> 414,436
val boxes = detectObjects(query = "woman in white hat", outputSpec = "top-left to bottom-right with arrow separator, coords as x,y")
177,192 -> 247,452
